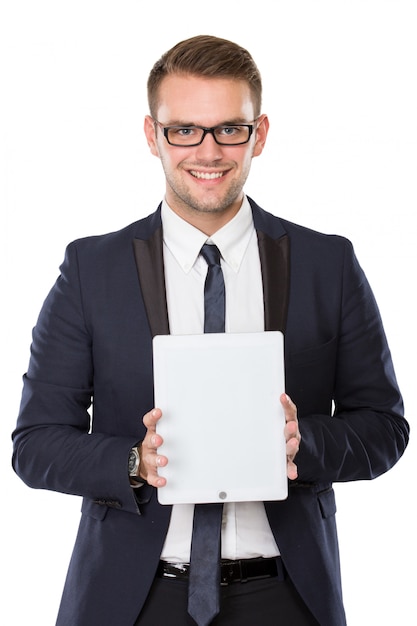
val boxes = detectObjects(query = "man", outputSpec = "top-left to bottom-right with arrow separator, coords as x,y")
12,35 -> 409,625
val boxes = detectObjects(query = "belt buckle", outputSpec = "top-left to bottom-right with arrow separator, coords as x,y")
220,563 -> 230,586
220,560 -> 248,586
239,559 -> 248,583
220,561 -> 236,586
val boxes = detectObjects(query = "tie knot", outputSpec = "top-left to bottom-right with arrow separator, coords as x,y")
200,243 -> 221,267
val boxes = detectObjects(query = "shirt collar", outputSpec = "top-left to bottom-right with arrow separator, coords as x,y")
161,196 -> 254,274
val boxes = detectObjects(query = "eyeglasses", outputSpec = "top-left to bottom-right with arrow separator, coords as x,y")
153,119 -> 258,147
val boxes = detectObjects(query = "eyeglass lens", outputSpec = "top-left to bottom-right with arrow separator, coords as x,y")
165,125 -> 252,146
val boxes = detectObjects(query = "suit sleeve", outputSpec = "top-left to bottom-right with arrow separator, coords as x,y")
11,241 -> 148,514
294,239 -> 409,483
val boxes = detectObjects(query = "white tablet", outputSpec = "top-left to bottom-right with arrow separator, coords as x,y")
153,331 -> 288,505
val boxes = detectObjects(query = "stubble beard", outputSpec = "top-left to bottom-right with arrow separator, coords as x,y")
162,158 -> 251,217
168,178 -> 245,216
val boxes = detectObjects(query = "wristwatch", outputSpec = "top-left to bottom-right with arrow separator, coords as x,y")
128,446 -> 141,477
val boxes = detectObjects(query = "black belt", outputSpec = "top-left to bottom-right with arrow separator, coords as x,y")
157,557 -> 285,586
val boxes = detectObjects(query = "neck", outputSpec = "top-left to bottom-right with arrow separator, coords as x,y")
165,195 -> 243,236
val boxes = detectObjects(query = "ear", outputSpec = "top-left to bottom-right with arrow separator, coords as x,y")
252,114 -> 269,158
144,115 -> 160,157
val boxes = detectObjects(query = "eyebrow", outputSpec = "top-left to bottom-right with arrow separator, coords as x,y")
161,118 -> 252,127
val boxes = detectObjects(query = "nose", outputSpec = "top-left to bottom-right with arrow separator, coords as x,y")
194,130 -> 223,161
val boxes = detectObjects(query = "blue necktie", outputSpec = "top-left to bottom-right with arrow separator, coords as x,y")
187,244 -> 225,626
200,243 -> 225,334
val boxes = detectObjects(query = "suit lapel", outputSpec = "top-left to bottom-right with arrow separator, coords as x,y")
133,226 -> 170,337
133,200 -> 290,337
256,231 -> 290,334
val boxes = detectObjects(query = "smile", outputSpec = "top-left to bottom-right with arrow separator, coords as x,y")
190,170 -> 225,180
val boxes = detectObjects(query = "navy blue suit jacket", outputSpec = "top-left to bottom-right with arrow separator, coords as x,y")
12,198 -> 408,625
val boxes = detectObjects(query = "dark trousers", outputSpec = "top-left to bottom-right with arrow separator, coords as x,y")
135,575 -> 319,625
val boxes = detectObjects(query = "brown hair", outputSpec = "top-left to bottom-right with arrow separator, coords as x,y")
147,35 -> 262,118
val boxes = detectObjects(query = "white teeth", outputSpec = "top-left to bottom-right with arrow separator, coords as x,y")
190,171 -> 224,180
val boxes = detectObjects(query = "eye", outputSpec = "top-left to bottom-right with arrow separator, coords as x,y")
174,127 -> 197,136
219,126 -> 241,136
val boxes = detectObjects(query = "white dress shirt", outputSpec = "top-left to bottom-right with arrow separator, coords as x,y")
160,196 -> 280,562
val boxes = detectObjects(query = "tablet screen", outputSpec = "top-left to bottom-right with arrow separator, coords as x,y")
153,331 -> 288,505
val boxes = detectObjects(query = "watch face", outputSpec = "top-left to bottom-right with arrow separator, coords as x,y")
128,450 -> 138,473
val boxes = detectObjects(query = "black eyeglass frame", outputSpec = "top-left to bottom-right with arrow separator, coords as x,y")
153,119 -> 259,147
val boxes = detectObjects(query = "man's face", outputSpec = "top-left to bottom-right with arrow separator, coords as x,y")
144,74 -> 268,229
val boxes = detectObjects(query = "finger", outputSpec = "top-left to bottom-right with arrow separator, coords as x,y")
281,395 -> 300,481
142,431 -> 164,455
139,448 -> 168,485
142,409 -> 164,449
142,407 -> 162,430
285,419 -> 299,441
281,394 -> 301,445
139,408 -> 167,485
144,463 -> 167,488
145,454 -> 168,487
286,434 -> 299,481
286,434 -> 300,458
287,458 -> 298,481
155,454 -> 168,469
147,474 -> 167,488
280,393 -> 297,424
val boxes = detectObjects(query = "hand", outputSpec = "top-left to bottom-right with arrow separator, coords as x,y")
140,408 -> 168,487
281,393 -> 300,480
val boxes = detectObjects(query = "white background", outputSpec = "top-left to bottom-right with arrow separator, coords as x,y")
1,1 -> 416,624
